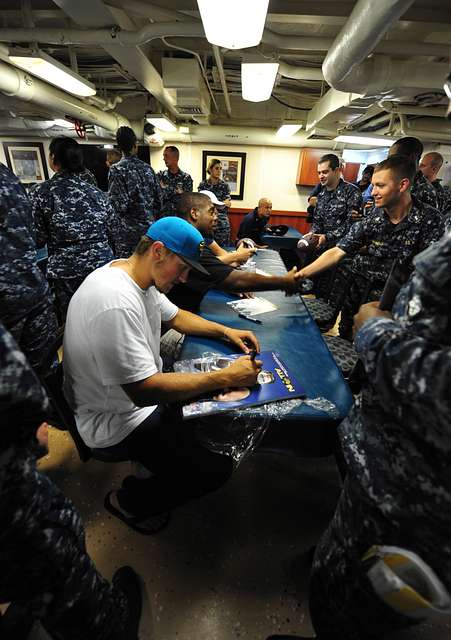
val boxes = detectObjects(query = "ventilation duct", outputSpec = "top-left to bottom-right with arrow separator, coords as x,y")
162,58 -> 211,119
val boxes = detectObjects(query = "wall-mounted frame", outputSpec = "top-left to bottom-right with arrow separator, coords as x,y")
202,150 -> 246,200
2,141 -> 49,183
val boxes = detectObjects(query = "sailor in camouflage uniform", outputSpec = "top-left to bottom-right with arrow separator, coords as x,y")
311,154 -> 363,247
79,166 -> 98,187
0,163 -> 58,373
108,126 -> 162,257
307,153 -> 362,298
32,137 -> 114,321
0,321 -> 141,640
388,137 -> 439,211
157,145 -> 193,217
198,157 -> 232,247
305,223 -> 451,639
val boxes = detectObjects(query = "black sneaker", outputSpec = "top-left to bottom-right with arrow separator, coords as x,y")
112,566 -> 142,640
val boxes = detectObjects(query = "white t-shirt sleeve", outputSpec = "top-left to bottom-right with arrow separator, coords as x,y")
89,307 -> 158,386
158,292 -> 179,322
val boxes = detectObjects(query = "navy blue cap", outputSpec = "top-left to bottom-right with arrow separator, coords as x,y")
145,217 -> 208,274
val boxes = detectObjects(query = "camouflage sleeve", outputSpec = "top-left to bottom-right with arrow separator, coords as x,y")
336,219 -> 366,256
325,187 -> 362,243
186,173 -> 193,191
419,214 -> 445,252
31,188 -> 49,248
311,212 -> 324,234
355,316 -> 451,428
0,323 -> 49,434
152,171 -> 163,216
108,167 -> 129,218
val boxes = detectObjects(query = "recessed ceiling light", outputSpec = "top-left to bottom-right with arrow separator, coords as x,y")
146,114 -> 177,132
334,134 -> 394,147
276,123 -> 303,137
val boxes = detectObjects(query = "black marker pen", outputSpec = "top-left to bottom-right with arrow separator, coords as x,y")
238,313 -> 262,324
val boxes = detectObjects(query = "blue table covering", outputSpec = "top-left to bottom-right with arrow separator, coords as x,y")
180,250 -> 353,434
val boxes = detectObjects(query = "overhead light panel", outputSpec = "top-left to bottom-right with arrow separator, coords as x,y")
197,0 -> 269,49
276,123 -> 303,138
241,62 -> 279,103
8,48 -> 96,97
334,134 -> 395,147
179,125 -> 190,134
145,114 -> 177,132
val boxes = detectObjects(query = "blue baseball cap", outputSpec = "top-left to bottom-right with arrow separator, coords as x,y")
145,217 -> 208,274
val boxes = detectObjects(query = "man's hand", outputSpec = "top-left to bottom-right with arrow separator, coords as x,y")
234,246 -> 257,265
283,267 -> 301,295
353,301 -> 392,337
308,196 -> 318,207
222,355 -> 262,387
223,327 -> 260,353
316,234 -> 327,247
223,197 -> 232,208
351,208 -> 363,221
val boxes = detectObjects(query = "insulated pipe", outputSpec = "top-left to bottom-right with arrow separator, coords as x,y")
322,0 -> 415,88
323,55 -> 448,95
379,101 -> 447,118
0,24 -> 448,58
212,45 -> 232,118
0,59 -> 130,132
397,114 -> 451,142
278,62 -> 323,82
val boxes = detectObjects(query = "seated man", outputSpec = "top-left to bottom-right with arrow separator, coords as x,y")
168,192 -> 301,313
237,197 -> 273,246
199,190 -> 256,266
298,155 -> 444,339
63,217 -> 261,534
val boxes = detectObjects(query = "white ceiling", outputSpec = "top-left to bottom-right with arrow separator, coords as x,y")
0,0 -> 449,147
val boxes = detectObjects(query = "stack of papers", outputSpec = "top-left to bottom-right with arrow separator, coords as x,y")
227,297 -> 277,316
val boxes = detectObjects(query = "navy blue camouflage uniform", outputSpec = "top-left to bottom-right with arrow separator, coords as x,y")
310,178 -> 362,298
0,322 -> 131,640
157,168 -> 193,217
108,155 -> 162,257
32,171 -> 114,320
412,170 -> 439,210
0,163 -> 58,373
198,178 -> 231,247
309,230 -> 451,639
337,198 -> 444,339
79,167 -> 98,187
432,179 -> 451,216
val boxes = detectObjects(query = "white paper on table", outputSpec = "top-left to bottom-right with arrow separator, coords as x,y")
227,296 -> 277,316
256,268 -> 271,276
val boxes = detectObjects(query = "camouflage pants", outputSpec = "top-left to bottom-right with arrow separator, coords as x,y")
0,467 -> 128,640
2,300 -> 58,374
338,275 -> 383,341
309,477 -> 431,639
50,276 -> 87,324
213,211 -> 231,248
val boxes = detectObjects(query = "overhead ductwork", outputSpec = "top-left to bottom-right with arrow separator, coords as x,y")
322,0 -> 416,90
278,63 -> 323,82
0,59 -> 131,133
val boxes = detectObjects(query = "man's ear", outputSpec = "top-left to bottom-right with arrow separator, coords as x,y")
190,207 -> 199,222
151,240 -> 165,260
399,177 -> 411,194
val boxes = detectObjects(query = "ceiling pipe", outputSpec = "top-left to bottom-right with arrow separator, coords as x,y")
379,101 -> 448,118
278,62 -> 323,82
321,55 -> 448,95
397,113 -> 451,142
0,24 -> 448,58
0,58 -> 131,132
322,0 -> 415,88
212,45 -> 232,118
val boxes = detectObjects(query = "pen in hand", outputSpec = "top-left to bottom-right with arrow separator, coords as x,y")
249,349 -> 258,361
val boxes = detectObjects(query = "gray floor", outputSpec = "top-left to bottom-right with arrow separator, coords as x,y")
33,428 -> 451,640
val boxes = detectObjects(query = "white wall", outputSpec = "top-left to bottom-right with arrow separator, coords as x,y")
150,142 -> 312,211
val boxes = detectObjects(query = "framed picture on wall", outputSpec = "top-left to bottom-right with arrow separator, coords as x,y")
202,150 -> 246,200
2,141 -> 49,183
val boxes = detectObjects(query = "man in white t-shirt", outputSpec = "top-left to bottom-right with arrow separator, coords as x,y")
63,217 -> 260,534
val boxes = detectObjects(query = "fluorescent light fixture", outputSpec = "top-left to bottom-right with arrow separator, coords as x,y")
8,48 -> 96,97
179,125 -> 190,134
145,114 -> 177,132
53,118 -> 73,129
276,123 -> 303,138
444,81 -> 451,100
334,134 -> 394,147
103,144 -> 114,149
197,0 -> 269,49
241,62 -> 279,103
